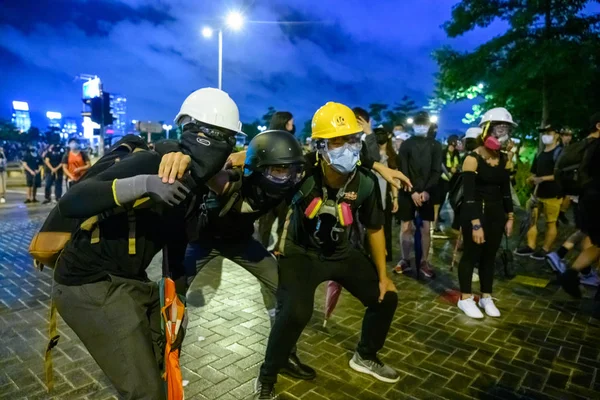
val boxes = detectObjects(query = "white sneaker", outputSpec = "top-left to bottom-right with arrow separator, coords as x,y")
0,197 -> 5,204
458,297 -> 484,319
478,297 -> 500,317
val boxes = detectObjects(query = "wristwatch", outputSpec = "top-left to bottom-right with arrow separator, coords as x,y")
472,224 -> 482,231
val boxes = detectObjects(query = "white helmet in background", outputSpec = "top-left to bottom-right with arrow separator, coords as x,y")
175,88 -> 243,134
465,127 -> 483,139
479,107 -> 518,127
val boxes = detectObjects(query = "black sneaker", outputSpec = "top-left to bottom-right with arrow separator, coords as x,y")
281,353 -> 316,380
24,199 -> 32,204
42,199 -> 52,205
32,198 -> 39,203
515,246 -> 534,257
254,379 -> 277,399
530,250 -> 547,261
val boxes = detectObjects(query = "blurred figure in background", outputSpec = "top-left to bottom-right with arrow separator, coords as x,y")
374,127 -> 399,261
62,137 -> 91,188
0,146 -> 6,203
22,146 -> 43,203
434,135 -> 460,236
257,111 -> 296,251
43,144 -> 65,204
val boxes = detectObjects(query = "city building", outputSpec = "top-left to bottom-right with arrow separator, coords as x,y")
110,94 -> 127,137
12,101 -> 31,132
46,111 -> 62,129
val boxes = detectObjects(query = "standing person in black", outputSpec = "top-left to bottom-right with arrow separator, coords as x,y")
43,143 -> 65,204
457,119 -> 514,319
22,146 -> 44,203
257,111 -> 296,251
394,111 -> 442,279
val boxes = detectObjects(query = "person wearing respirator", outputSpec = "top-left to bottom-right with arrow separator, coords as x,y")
254,102 -> 403,399
456,108 -> 515,319
515,125 -> 564,260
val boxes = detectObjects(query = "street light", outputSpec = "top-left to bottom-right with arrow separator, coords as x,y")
430,115 -> 439,124
477,82 -> 484,89
163,124 -> 173,138
202,11 -> 245,90
201,27 -> 214,38
406,118 -> 414,124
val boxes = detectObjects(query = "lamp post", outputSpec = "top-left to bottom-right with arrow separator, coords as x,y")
202,11 -> 244,90
162,124 -> 173,139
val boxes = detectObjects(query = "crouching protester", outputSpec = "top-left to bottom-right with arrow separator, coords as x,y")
179,130 -> 316,380
50,88 -> 242,399
255,102 -> 403,399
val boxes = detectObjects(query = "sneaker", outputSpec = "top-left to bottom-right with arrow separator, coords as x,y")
457,297 -> 484,319
472,269 -> 480,282
580,270 -> 600,287
478,297 -> 501,317
349,352 -> 400,383
32,198 -> 39,203
42,199 -> 52,205
419,261 -> 436,279
393,259 -> 411,275
0,197 -> 5,204
24,199 -> 31,204
515,246 -> 534,257
530,250 -> 547,261
546,252 -> 567,274
253,378 -> 277,399
560,269 -> 582,299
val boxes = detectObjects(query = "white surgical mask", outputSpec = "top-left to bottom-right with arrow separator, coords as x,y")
542,135 -> 555,145
413,125 -> 429,136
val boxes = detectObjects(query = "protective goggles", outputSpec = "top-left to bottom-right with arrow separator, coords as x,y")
315,133 -> 362,152
490,123 -> 513,137
262,164 -> 304,185
180,118 -> 237,147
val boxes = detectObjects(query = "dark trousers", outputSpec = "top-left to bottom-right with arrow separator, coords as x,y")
259,245 -> 398,384
183,237 -> 279,311
45,171 -> 63,200
458,202 -> 506,294
53,275 -> 165,400
384,201 -> 393,262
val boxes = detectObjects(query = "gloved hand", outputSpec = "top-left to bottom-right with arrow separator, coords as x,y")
114,175 -> 191,206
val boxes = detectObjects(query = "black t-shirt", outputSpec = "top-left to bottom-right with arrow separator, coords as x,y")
22,153 -> 43,175
398,136 -> 443,193
45,148 -> 65,171
190,169 -> 276,242
54,151 -> 189,286
285,152 -> 384,260
531,148 -> 562,199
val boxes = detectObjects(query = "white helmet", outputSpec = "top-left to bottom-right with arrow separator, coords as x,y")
465,127 -> 483,139
174,88 -> 243,134
479,107 -> 518,127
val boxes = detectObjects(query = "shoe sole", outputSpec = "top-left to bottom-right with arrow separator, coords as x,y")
530,255 -> 545,261
349,359 -> 400,383
280,367 -> 316,381
514,252 -> 533,257
392,268 -> 411,275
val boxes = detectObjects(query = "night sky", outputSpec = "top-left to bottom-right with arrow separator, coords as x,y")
0,0 -> 508,134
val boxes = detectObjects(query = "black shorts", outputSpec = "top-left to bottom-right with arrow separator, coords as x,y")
397,192 -> 435,222
26,173 -> 41,188
579,190 -> 600,246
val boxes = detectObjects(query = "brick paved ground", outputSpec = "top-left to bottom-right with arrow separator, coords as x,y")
1,191 -> 599,400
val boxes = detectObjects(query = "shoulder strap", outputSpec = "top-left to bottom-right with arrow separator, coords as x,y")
355,169 -> 375,207
218,178 -> 244,217
292,176 -> 316,205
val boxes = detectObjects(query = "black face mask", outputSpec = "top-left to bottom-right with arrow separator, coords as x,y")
180,131 -> 233,186
242,172 -> 293,211
376,133 -> 389,145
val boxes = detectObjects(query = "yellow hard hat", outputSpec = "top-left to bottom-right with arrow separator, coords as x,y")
311,102 -> 362,140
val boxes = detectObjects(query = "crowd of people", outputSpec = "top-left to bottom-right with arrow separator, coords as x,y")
28,87 -> 600,399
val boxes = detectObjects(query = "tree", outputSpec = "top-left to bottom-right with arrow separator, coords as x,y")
368,103 -> 388,125
0,120 -> 20,141
299,119 -> 312,142
242,120 -> 261,141
384,96 -> 419,127
434,0 -> 600,141
262,107 -> 276,127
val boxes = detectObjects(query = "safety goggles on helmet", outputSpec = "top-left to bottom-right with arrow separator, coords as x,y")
315,132 -> 362,153
262,164 -> 304,185
179,116 -> 237,147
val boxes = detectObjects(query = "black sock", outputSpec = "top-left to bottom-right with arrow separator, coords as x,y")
557,246 -> 569,259
581,266 -> 592,275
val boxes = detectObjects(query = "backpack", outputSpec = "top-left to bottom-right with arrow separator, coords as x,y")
554,138 -> 597,196
28,135 -> 149,270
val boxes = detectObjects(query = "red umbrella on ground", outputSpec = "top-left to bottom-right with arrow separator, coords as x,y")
323,281 -> 343,327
